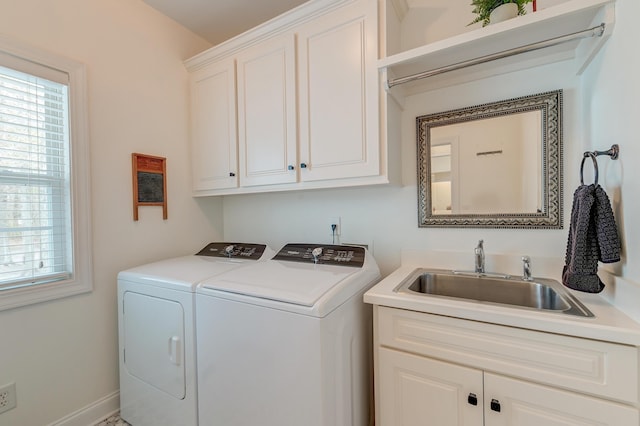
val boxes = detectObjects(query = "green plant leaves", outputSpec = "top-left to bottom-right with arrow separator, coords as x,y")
468,0 -> 533,26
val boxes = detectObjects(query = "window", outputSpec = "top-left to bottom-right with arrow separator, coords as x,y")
0,36 -> 91,310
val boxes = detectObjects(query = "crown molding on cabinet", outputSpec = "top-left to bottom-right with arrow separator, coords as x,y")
185,0 -> 353,70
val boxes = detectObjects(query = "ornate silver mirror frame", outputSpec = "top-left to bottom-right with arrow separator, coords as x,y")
417,90 -> 563,229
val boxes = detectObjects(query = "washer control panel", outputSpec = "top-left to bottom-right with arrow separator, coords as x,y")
196,242 -> 267,260
273,244 -> 365,267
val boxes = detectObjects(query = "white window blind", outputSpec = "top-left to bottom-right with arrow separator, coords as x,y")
0,64 -> 73,290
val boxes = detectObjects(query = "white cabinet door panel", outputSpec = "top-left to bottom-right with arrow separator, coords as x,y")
237,34 -> 297,186
378,347 -> 484,426
485,373 -> 639,426
298,0 -> 379,182
190,60 -> 237,191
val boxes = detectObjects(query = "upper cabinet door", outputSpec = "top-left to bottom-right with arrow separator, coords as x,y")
190,59 -> 238,191
297,0 -> 379,182
237,34 -> 297,187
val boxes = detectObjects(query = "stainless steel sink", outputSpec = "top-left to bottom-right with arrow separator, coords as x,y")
395,269 -> 594,317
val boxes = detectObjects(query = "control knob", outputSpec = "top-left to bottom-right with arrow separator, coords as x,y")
311,247 -> 323,264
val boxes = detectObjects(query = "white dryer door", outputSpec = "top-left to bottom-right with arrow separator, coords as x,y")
123,291 -> 186,399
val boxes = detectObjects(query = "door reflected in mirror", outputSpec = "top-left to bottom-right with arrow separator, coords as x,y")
430,111 -> 542,215
417,90 -> 562,228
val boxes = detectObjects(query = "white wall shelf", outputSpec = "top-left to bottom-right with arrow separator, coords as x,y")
380,0 -> 615,96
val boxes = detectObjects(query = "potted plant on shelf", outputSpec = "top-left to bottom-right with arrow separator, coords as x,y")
469,0 -> 534,27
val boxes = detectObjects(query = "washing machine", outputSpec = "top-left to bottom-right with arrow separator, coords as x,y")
117,242 -> 273,426
195,243 -> 381,426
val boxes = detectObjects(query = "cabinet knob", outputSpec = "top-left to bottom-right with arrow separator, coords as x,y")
288,165 -> 295,170
490,399 -> 501,412
229,172 -> 236,177
467,393 -> 478,406
300,163 -> 308,168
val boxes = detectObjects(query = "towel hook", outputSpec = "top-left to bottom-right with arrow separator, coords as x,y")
592,144 -> 619,160
580,151 -> 598,185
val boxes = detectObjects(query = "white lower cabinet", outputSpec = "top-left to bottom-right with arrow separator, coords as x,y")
379,347 -> 637,426
485,373 -> 638,426
379,347 -> 483,426
375,307 -> 640,426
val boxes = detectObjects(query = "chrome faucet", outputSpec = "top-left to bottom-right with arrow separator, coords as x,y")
522,256 -> 533,281
474,240 -> 485,274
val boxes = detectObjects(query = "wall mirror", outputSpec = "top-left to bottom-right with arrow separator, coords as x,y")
417,90 -> 563,228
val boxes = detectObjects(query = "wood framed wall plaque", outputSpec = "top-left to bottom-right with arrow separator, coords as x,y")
132,153 -> 167,220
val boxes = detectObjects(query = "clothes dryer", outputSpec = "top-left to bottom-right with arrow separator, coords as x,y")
117,242 -> 272,426
196,243 -> 380,426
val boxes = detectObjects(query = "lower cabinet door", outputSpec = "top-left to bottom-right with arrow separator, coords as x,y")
484,373 -> 640,426
378,347 -> 484,426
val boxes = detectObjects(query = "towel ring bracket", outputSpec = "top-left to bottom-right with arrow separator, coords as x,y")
580,144 -> 619,185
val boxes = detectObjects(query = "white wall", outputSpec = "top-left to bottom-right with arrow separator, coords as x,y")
0,1 -> 222,425
581,0 -> 640,313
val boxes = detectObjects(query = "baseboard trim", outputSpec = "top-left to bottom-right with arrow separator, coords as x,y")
48,390 -> 120,426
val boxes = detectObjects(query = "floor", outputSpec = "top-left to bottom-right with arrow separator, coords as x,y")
95,413 -> 131,426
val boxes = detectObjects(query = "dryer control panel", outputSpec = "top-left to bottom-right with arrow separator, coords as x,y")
273,244 -> 365,267
196,243 -> 267,260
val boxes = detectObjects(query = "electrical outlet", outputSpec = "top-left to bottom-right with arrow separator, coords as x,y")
0,382 -> 16,414
328,216 -> 341,236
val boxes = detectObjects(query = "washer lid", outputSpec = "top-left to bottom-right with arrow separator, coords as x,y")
200,260 -> 359,307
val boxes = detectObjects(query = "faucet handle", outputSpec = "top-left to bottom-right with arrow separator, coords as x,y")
474,240 -> 485,274
522,256 -> 533,281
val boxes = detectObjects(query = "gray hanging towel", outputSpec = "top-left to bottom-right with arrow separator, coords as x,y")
562,184 -> 620,293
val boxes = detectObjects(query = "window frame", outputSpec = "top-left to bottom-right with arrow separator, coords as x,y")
0,35 -> 92,311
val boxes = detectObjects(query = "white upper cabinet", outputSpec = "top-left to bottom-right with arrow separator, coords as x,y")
190,59 -> 238,191
298,0 -> 379,182
236,34 -> 297,187
185,0 -> 392,196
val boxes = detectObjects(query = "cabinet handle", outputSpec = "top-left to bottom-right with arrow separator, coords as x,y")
229,172 -> 236,177
300,163 -> 308,168
490,399 -> 501,412
288,165 -> 295,170
467,393 -> 478,406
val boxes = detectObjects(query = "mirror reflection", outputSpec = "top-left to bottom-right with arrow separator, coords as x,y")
430,111 -> 542,215
417,90 -> 563,228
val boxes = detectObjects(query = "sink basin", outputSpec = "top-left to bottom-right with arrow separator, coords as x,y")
395,269 -> 594,317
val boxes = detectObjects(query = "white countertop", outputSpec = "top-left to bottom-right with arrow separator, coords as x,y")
364,264 -> 640,346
